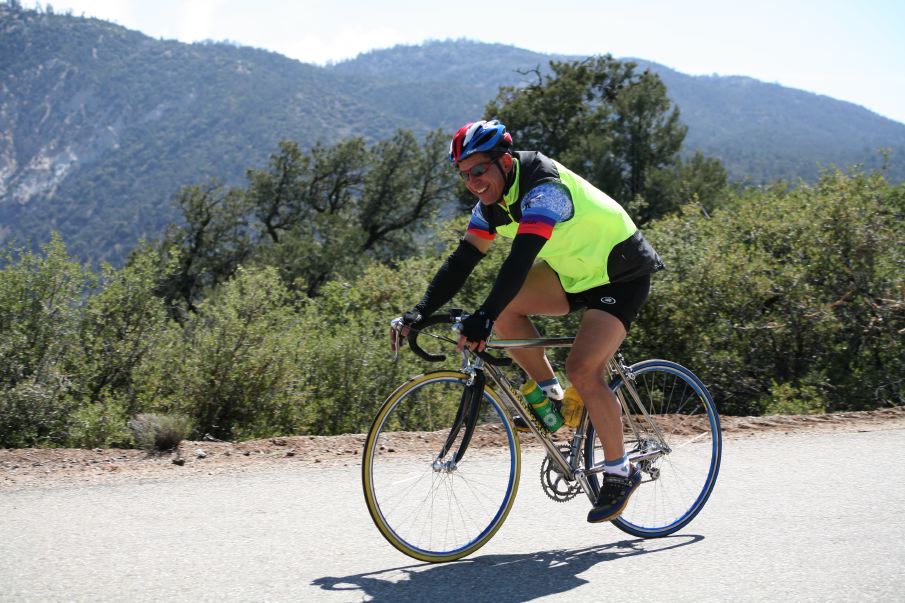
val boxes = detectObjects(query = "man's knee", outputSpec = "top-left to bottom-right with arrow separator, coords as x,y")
565,355 -> 603,390
492,307 -> 525,337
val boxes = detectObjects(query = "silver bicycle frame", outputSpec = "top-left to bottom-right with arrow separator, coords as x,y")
480,337 -> 669,502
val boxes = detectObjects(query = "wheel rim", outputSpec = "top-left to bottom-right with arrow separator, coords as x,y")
585,361 -> 721,536
363,373 -> 520,560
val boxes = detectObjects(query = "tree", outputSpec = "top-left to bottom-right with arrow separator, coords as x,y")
628,169 -> 903,415
359,129 -> 458,258
246,139 -> 367,245
485,55 -> 725,222
0,235 -> 87,446
638,151 -> 729,223
246,130 -> 457,296
155,183 -> 253,314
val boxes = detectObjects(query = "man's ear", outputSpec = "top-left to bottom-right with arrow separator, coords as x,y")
499,153 -> 514,172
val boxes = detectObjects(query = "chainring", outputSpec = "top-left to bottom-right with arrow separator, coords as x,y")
540,444 -> 582,502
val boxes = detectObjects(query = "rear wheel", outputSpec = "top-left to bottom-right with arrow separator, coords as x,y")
362,371 -> 521,562
584,360 -> 721,537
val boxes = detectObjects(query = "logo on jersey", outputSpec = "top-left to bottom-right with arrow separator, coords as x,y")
600,297 -> 617,305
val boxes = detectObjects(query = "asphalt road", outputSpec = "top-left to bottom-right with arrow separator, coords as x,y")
2,428 -> 904,602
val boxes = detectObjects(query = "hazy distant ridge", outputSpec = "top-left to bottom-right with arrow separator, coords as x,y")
1,7 -> 903,262
330,40 -> 905,183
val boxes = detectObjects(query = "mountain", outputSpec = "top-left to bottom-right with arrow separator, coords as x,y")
639,63 -> 905,183
330,43 -> 905,184
0,5 -> 411,261
2,4 -> 904,263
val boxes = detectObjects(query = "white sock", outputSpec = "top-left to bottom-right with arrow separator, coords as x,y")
604,455 -> 630,477
538,377 -> 564,401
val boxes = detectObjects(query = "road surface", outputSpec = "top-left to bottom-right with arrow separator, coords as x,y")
2,427 -> 904,601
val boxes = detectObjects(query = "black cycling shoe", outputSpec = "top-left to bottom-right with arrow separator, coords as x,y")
587,466 -> 642,523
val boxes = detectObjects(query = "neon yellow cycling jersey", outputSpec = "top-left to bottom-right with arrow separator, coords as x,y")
466,151 -> 662,292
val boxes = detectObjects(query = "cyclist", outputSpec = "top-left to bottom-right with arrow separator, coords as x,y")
393,119 -> 664,523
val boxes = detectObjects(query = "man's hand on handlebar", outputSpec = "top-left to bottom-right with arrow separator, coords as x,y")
389,310 -> 422,354
456,309 -> 494,354
393,309 -> 511,367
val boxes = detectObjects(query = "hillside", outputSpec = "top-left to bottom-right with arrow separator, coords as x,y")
0,5 -> 414,261
332,42 -> 905,183
2,5 -> 904,263
642,63 -> 905,183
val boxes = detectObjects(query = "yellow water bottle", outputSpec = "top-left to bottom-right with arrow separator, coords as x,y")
561,386 -> 585,428
520,380 -> 563,432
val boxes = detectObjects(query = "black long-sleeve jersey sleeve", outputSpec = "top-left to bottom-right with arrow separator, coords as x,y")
413,238 -> 485,318
477,233 -> 547,320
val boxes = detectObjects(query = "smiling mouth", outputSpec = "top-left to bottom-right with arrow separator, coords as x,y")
475,185 -> 489,194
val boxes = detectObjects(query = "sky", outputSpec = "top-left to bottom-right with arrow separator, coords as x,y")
26,0 -> 905,125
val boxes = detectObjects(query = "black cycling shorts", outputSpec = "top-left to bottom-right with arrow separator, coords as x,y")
564,274 -> 651,331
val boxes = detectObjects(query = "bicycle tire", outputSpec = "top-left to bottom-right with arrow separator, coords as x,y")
362,370 -> 521,562
583,359 -> 721,537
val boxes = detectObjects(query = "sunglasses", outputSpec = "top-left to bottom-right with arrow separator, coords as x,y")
458,160 -> 496,181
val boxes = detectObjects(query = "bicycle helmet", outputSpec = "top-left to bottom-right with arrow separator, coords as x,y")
448,119 -> 512,165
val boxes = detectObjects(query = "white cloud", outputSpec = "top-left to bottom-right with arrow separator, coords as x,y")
277,25 -> 405,65
176,0 -> 221,42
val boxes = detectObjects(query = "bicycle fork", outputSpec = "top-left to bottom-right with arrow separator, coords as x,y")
433,368 -> 486,472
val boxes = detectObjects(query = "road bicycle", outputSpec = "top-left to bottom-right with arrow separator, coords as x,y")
362,310 -> 721,563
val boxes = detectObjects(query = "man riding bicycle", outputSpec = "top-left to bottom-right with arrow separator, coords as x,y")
394,119 -> 663,522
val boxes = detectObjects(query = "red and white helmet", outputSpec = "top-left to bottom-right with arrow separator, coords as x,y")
448,119 -> 512,165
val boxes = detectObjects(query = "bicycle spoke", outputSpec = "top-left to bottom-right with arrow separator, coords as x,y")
585,360 -> 721,537
363,372 -> 520,561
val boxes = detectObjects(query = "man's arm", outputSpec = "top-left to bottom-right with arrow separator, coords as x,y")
412,232 -> 490,319
476,233 -> 546,320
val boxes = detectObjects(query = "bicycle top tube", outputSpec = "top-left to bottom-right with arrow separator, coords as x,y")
486,337 -> 575,350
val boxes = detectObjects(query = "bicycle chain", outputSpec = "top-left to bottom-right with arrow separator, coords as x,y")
539,444 -> 582,502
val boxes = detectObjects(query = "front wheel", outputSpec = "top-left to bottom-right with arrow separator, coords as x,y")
584,360 -> 722,537
362,371 -> 521,562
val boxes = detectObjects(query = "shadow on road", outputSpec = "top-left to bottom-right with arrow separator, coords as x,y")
312,534 -> 702,602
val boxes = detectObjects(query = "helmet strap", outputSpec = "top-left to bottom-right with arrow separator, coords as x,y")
497,155 -> 517,199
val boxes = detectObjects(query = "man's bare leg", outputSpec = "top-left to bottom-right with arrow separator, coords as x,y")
566,309 -> 627,461
492,262 -> 569,382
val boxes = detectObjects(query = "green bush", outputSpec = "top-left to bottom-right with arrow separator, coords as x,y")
66,395 -> 133,448
0,373 -> 76,447
628,169 -> 904,415
763,381 -> 826,416
67,247 -> 175,417
133,266 -> 307,440
0,235 -> 88,447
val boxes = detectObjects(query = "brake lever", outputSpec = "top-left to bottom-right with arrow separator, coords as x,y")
390,317 -> 404,363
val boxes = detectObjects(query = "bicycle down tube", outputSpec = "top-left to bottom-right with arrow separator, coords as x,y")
481,337 -> 605,498
483,339 -> 670,493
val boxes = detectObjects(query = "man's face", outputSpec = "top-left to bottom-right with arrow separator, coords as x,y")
457,153 -> 511,205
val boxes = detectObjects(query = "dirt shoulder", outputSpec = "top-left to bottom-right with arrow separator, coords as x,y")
2,407 -> 903,491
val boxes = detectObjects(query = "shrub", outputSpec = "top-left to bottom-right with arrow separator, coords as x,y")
133,266 -> 307,440
67,246 -> 174,417
0,373 -> 75,447
763,381 -> 826,416
128,413 -> 192,451
0,235 -> 87,446
629,169 -> 904,415
66,396 -> 133,448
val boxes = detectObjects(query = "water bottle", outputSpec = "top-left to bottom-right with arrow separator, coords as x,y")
520,380 -> 563,432
561,385 -> 585,428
